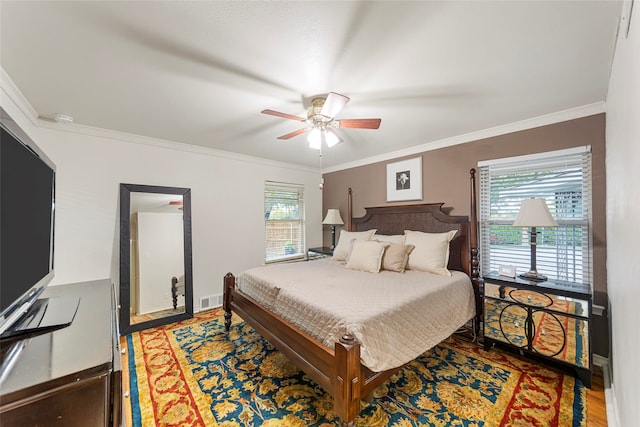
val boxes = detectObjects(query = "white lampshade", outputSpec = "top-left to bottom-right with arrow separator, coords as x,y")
322,208 -> 344,225
308,128 -> 322,149
324,129 -> 341,147
513,198 -> 558,227
308,128 -> 342,149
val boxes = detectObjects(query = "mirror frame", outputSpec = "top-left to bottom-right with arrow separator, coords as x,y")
119,183 -> 193,335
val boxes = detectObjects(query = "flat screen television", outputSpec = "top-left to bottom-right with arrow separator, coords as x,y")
0,108 -> 77,340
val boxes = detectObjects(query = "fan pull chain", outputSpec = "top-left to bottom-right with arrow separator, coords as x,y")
318,147 -> 324,190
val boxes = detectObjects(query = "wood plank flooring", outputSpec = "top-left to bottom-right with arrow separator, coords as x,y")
119,336 -> 608,426
587,366 -> 608,427
121,336 -> 133,427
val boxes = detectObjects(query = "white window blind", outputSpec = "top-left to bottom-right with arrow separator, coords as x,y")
479,148 -> 592,284
264,181 -> 305,263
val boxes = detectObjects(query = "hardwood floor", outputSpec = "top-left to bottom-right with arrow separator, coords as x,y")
119,337 -> 608,426
587,365 -> 608,427
121,337 -> 133,427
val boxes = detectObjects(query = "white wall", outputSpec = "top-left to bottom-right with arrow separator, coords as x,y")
1,77 -> 323,311
137,212 -> 184,314
605,3 -> 639,426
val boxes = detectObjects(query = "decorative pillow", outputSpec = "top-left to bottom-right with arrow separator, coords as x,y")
344,240 -> 389,273
332,229 -> 376,261
373,234 -> 405,244
404,230 -> 458,276
381,243 -> 415,273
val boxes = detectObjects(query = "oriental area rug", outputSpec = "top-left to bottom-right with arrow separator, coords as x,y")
125,308 -> 586,427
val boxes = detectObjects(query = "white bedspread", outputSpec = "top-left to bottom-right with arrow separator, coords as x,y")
237,259 -> 475,372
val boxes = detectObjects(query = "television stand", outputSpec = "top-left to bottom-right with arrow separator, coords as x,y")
0,279 -> 121,427
0,296 -> 80,341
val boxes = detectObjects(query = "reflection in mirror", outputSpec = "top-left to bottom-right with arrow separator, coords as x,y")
130,192 -> 185,324
119,184 -> 193,335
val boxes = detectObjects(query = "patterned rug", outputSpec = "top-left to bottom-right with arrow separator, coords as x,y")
126,308 -> 586,426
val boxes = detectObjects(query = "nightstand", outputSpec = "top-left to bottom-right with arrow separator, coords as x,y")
482,271 -> 592,387
307,246 -> 333,260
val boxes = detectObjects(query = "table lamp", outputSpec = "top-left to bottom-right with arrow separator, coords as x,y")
512,198 -> 558,282
322,208 -> 344,249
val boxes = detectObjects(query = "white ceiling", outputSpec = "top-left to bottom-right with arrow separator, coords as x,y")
0,1 -> 621,170
130,192 -> 184,214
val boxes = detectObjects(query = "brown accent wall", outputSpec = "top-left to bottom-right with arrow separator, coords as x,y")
323,113 -> 607,300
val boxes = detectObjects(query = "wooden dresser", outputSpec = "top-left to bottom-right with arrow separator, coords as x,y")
0,279 -> 122,426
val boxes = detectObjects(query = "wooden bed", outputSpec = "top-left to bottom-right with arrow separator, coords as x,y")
171,275 -> 185,310
223,169 -> 481,425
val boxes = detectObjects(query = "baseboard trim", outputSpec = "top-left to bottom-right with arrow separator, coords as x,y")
593,353 -> 607,367
596,356 -> 621,427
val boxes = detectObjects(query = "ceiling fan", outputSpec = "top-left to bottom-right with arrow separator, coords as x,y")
261,92 -> 381,149
169,200 -> 183,210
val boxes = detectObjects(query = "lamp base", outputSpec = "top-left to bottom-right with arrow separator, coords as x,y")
519,270 -> 548,282
330,225 -> 337,250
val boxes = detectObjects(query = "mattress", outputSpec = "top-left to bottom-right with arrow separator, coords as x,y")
237,259 -> 476,372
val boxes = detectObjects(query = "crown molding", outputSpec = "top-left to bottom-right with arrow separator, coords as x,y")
0,67 -> 41,126
323,102 -> 606,174
2,65 -> 604,176
37,118 -> 318,173
0,67 -> 318,174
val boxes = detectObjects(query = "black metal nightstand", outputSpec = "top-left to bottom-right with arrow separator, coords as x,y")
482,271 -> 592,387
307,246 -> 333,260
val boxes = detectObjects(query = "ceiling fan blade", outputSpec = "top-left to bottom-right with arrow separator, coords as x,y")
320,92 -> 350,118
261,109 -> 306,122
277,128 -> 307,140
338,118 -> 382,129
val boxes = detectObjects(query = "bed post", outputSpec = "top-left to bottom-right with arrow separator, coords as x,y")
347,187 -> 353,231
469,168 -> 482,336
332,334 -> 360,426
223,272 -> 235,332
171,276 -> 178,310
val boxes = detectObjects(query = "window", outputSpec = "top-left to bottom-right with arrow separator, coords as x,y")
478,147 -> 592,284
264,181 -> 305,262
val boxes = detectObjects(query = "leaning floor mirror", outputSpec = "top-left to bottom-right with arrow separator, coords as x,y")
119,183 -> 193,335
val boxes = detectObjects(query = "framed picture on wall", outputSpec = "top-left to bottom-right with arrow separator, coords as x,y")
386,157 -> 422,202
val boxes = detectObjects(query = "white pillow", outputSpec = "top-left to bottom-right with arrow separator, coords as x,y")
381,243 -> 415,273
344,240 -> 389,273
332,229 -> 376,261
372,234 -> 405,244
404,230 -> 458,276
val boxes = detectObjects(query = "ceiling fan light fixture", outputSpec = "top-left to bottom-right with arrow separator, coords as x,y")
325,129 -> 341,147
308,128 -> 322,149
261,91 -> 381,147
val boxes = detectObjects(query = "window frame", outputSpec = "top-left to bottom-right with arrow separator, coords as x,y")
478,146 -> 593,285
264,181 -> 306,263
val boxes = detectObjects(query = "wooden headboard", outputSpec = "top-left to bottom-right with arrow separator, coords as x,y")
344,169 -> 481,321
351,203 -> 470,275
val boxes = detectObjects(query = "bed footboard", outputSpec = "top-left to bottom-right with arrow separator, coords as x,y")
222,272 -> 395,425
